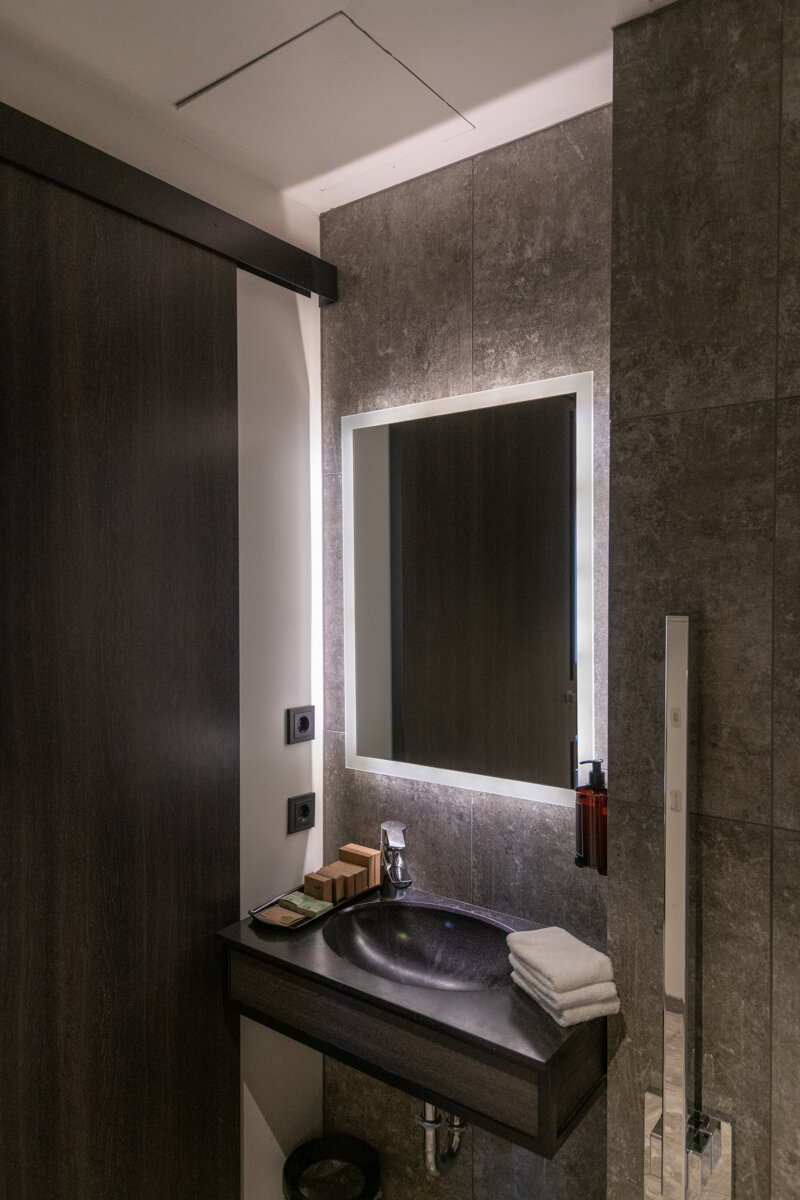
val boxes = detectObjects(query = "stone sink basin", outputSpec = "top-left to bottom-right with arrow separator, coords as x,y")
322,898 -> 512,991
218,887 -> 609,1156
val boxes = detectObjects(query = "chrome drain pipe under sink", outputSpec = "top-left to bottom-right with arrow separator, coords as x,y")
419,1102 -> 468,1177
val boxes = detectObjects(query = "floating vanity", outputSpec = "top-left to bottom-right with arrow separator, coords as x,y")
218,888 -> 606,1157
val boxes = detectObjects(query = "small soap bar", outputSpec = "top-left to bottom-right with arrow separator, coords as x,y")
279,890 -> 333,917
304,872 -> 334,902
318,862 -> 350,900
322,860 -> 368,898
341,861 -> 369,896
339,844 -> 381,889
253,905 -> 305,927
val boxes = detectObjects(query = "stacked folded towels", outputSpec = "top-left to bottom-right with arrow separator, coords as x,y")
506,927 -> 620,1028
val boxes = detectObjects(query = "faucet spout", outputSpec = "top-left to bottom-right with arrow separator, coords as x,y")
380,821 -> 412,897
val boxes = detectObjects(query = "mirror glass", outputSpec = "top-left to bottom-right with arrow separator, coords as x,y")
342,374 -> 594,806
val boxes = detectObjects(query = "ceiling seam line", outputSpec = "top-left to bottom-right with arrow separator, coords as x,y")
174,10 -> 346,108
341,12 -> 475,129
174,8 -> 474,132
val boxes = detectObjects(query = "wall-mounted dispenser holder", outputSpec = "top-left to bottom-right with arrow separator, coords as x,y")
643,617 -> 732,1199
575,759 -> 607,875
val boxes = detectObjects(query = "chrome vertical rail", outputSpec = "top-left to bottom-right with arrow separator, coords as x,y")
644,616 -> 732,1199
662,615 -> 690,1198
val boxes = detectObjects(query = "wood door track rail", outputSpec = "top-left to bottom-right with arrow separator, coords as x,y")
0,102 -> 337,305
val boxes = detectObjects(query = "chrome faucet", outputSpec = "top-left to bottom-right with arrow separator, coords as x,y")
380,821 -> 412,898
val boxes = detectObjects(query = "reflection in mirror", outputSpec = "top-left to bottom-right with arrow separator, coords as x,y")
343,374 -> 594,806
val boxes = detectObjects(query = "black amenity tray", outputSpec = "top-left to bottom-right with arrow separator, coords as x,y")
248,883 -> 380,931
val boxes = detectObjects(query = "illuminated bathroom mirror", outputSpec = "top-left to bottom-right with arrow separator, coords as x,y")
342,373 -> 594,806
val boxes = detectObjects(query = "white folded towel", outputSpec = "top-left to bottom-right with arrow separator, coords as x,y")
506,927 -> 614,992
508,952 -> 618,1010
511,969 -> 620,1027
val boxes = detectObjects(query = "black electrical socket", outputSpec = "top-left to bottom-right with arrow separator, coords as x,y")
286,705 -> 315,744
287,792 -> 315,835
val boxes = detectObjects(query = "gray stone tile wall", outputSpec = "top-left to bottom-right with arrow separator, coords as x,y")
473,1097 -> 607,1200
323,1059 -> 472,1200
779,1 -> 800,396
609,2 -> 797,1198
771,830 -> 800,1198
320,163 -> 473,478
323,473 -> 345,733
609,402 -> 774,822
321,106 -> 612,1199
611,0 -> 781,419
471,793 -> 607,950
606,802 -> 663,1200
690,819 -> 772,1199
774,399 -> 800,829
471,108 -> 611,405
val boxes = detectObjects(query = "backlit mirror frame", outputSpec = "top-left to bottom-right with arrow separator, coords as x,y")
342,372 -> 594,806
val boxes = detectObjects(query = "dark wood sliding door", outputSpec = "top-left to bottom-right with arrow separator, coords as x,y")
0,163 -> 240,1199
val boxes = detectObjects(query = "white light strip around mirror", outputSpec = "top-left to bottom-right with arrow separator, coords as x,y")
342,372 -> 594,806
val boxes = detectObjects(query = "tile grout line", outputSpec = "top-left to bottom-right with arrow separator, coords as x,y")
613,797 -> 787,835
767,6 -> 785,1191
608,393 -> 782,429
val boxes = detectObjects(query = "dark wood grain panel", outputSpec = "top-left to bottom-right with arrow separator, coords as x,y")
0,101 -> 337,303
0,162 -> 239,1200
229,951 -> 540,1144
551,1018 -> 607,1140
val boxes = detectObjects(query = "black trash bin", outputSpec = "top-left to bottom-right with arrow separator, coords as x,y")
282,1135 -> 381,1200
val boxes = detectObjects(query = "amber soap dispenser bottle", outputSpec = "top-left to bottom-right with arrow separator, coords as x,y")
575,759 -> 607,876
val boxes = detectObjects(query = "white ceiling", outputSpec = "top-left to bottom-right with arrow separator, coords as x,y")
0,0 -> 675,215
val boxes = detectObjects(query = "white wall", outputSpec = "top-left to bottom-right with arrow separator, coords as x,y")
238,269 -> 324,1198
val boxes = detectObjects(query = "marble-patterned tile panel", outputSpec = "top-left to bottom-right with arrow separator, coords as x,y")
323,1059 -> 472,1200
471,793 -> 607,949
606,802 -> 663,1200
771,829 -> 800,1199
774,399 -> 800,829
323,731 -> 350,864
323,471 -> 344,733
612,0 -> 781,418
779,1 -> 800,396
690,818 -> 771,1200
609,402 -> 774,821
472,106 -> 611,403
473,1094 -> 606,1200
340,768 -> 473,903
320,161 -> 473,476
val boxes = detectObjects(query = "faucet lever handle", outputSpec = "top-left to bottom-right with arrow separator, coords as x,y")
381,821 -> 407,851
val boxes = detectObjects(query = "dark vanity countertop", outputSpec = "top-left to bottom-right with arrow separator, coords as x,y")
217,888 -> 601,1073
